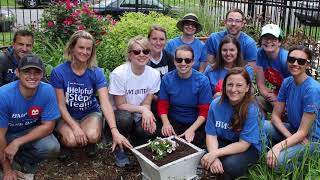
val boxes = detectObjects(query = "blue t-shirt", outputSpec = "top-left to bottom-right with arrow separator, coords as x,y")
165,37 -> 207,71
257,47 -> 291,78
50,62 -> 107,119
204,65 -> 254,95
205,31 -> 257,62
0,81 -> 60,133
205,97 -> 264,152
158,69 -> 213,124
278,76 -> 320,141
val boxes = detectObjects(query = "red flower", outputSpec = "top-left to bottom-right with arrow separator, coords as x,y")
63,29 -> 69,34
47,21 -> 54,27
82,7 -> 90,13
67,17 -> 75,22
63,20 -> 68,25
72,0 -> 78,5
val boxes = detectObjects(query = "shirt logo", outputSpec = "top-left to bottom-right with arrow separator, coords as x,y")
27,106 -> 42,119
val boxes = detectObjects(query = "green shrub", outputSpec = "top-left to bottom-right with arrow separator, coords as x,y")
97,12 -> 181,72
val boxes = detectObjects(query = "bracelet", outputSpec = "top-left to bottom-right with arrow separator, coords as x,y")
110,127 -> 117,130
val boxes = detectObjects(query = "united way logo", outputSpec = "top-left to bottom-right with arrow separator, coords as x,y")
27,106 -> 42,119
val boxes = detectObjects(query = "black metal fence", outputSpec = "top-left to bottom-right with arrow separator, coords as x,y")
0,0 -> 319,78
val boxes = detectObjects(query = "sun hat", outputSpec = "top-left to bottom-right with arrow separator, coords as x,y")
18,54 -> 44,72
176,13 -> 203,34
261,24 -> 284,39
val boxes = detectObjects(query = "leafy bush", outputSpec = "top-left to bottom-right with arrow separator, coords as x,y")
38,0 -> 114,43
32,34 -> 65,77
97,12 -> 181,72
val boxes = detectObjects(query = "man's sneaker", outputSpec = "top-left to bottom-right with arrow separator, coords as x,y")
114,147 -> 130,167
86,144 -> 98,158
58,147 -> 72,162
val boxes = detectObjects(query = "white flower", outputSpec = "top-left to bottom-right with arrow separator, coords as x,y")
158,149 -> 163,156
154,141 -> 160,145
167,149 -> 172,153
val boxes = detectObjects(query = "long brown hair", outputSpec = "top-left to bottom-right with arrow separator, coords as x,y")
64,30 -> 97,68
220,67 -> 254,132
212,35 -> 245,70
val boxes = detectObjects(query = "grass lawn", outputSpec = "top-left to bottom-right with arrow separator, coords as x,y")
0,0 -> 21,7
0,32 -> 13,48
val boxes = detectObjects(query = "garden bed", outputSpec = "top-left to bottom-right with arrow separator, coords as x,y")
34,142 -> 216,180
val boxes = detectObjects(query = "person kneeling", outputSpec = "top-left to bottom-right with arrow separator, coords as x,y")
201,67 -> 264,179
0,54 -> 60,179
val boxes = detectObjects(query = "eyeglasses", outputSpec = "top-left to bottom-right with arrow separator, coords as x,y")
287,56 -> 309,65
226,18 -> 243,24
175,57 -> 193,64
131,49 -> 150,55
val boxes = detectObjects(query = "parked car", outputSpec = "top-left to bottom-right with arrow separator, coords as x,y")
0,10 -> 15,32
16,0 -> 50,8
294,1 -> 320,26
93,0 -> 173,16
17,0 -> 82,9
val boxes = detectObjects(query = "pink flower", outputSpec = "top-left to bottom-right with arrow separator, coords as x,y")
106,15 -> 112,21
63,29 -> 69,34
77,25 -> 85,30
111,20 -> 117,25
72,12 -> 79,18
63,20 -> 68,25
47,21 -> 54,27
72,0 -> 78,5
65,5 -> 72,10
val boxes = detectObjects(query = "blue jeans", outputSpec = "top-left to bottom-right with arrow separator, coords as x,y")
6,128 -> 60,165
113,110 -> 154,146
264,120 -> 320,170
217,138 -> 259,179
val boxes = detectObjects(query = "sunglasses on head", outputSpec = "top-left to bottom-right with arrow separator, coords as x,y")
175,57 -> 193,64
287,56 -> 309,65
131,49 -> 150,55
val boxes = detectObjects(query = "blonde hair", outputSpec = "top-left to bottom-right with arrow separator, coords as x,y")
126,35 -> 151,61
64,30 -> 97,68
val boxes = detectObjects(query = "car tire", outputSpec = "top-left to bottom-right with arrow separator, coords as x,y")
24,0 -> 39,8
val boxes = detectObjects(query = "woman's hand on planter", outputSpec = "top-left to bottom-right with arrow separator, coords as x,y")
161,122 -> 176,137
179,129 -> 195,143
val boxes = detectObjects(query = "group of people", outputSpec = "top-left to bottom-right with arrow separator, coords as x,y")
0,7 -> 319,180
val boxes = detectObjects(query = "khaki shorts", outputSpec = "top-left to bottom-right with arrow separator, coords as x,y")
55,112 -> 102,131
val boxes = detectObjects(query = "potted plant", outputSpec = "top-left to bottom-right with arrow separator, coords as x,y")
131,136 -> 205,180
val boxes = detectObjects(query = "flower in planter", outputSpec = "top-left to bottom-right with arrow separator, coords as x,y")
147,137 -> 179,161
39,0 -> 115,43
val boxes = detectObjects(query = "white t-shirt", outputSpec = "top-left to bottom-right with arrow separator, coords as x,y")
109,62 -> 161,107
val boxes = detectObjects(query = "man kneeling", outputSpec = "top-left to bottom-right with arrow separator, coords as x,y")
0,54 -> 60,179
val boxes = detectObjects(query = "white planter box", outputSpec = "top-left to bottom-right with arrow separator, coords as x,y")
131,136 -> 205,180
